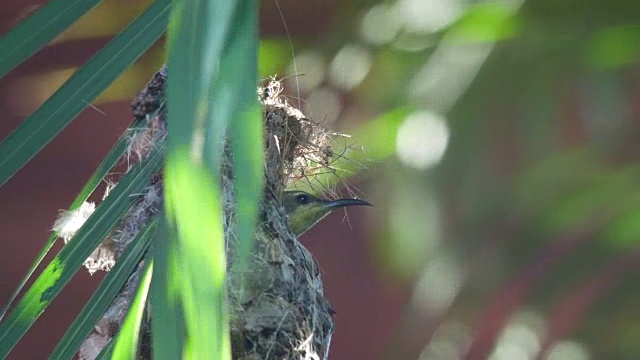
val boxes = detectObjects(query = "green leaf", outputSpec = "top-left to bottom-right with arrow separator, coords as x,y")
447,2 -> 521,44
586,25 -> 640,69
166,0 -> 238,161
352,107 -> 413,162
152,0 -> 224,355
258,39 -> 290,77
150,216 -> 183,360
534,164 -> 640,233
112,259 -> 154,360
0,117 -> 145,322
153,0 -> 261,358
0,0 -> 170,188
163,153 -> 229,360
603,206 -> 640,248
229,104 -> 263,271
0,0 -> 102,79
0,143 -> 165,358
226,0 -> 262,271
49,218 -> 157,360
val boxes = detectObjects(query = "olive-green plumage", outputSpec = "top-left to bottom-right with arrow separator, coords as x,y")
283,191 -> 371,237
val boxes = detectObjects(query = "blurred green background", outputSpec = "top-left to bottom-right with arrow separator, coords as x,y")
1,0 -> 639,359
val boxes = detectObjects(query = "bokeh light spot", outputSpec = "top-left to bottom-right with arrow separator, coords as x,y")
360,4 -> 401,46
489,343 -> 530,360
412,253 -> 463,313
328,44 -> 372,90
395,0 -> 462,34
286,50 -> 326,94
498,324 -> 540,358
304,87 -> 342,124
396,111 -> 449,169
547,341 -> 590,360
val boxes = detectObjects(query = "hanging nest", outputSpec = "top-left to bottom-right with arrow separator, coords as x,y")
55,66 -> 347,360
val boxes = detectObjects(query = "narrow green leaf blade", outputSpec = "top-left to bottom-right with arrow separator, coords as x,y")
0,0 -> 170,188
111,259 -> 153,360
163,152 -> 229,360
0,0 -> 102,79
151,215 -> 183,360
49,218 -> 157,360
0,117 -> 145,322
155,0 -> 261,358
0,144 -> 165,358
153,0 -> 255,358
166,0 -> 238,169
224,0 -> 263,270
229,104 -> 263,271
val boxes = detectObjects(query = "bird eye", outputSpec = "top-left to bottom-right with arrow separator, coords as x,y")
296,194 -> 309,204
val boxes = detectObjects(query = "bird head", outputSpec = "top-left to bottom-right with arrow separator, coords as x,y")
283,190 -> 371,237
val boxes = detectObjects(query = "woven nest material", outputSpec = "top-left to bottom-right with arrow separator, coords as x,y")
55,66 -> 341,360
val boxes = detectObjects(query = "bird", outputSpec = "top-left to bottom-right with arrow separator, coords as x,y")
282,190 -> 372,237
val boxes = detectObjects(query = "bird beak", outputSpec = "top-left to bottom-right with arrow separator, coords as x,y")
323,198 -> 372,210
